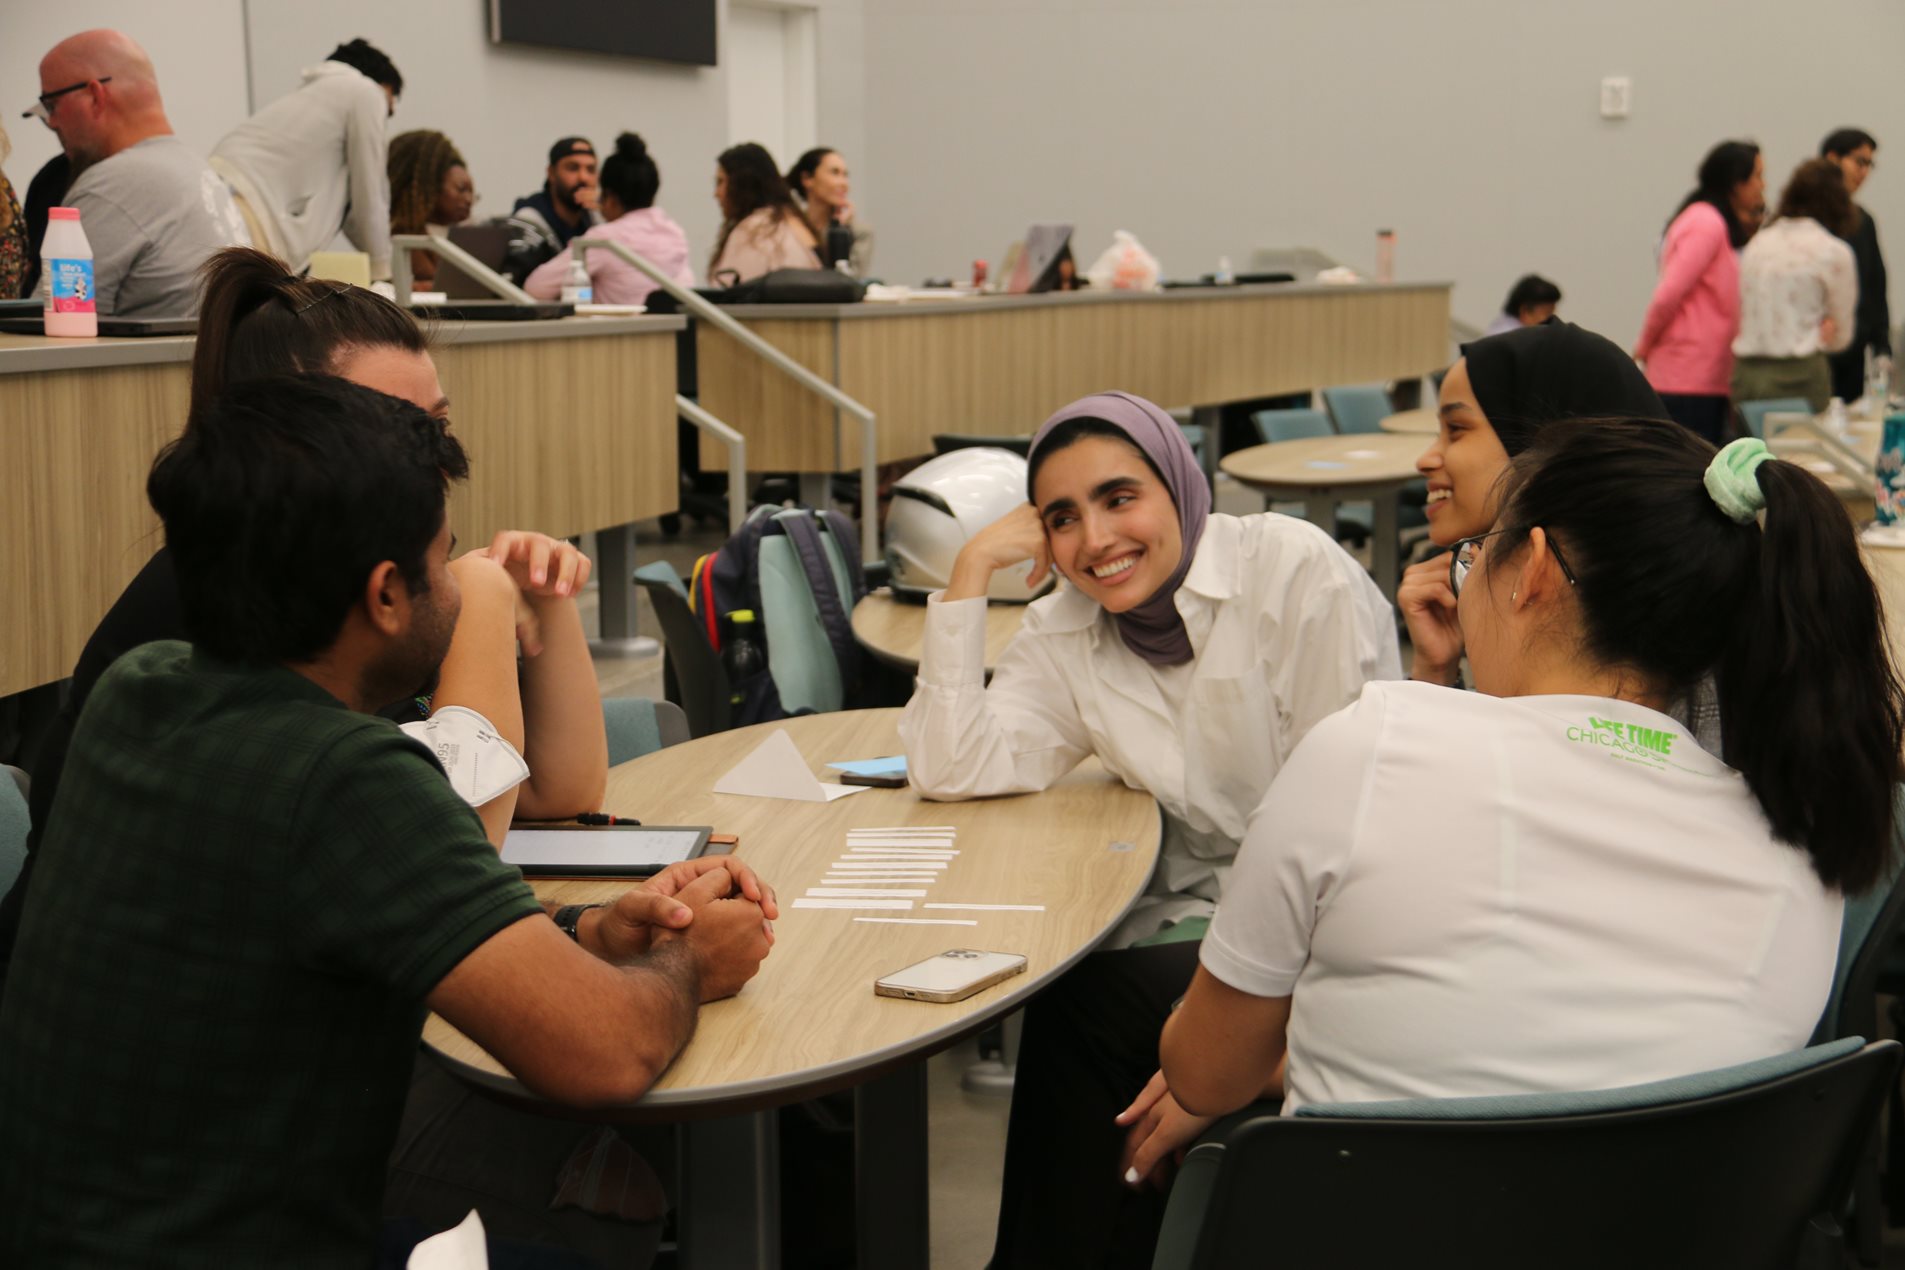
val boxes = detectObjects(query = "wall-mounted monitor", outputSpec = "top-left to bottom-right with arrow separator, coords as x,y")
489,0 -> 718,67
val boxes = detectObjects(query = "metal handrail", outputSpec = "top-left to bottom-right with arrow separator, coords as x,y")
388,233 -> 535,305
676,393 -> 749,534
572,236 -> 881,563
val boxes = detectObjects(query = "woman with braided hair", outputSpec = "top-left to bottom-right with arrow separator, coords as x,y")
387,129 -> 475,288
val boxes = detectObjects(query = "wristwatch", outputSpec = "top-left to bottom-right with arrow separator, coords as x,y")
553,903 -> 602,942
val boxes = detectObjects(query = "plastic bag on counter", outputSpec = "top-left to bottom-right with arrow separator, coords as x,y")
1084,230 -> 1162,291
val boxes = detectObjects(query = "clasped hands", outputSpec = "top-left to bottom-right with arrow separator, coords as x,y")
460,530 -> 592,657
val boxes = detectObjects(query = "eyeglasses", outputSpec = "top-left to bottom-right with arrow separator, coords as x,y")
23,77 -> 110,124
1449,527 -> 1578,597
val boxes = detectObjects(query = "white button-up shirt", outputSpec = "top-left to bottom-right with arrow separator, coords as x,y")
1734,216 -> 1858,360
901,513 -> 1402,944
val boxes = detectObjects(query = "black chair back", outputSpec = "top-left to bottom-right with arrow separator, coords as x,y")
631,571 -> 732,739
1187,1041 -> 1901,1270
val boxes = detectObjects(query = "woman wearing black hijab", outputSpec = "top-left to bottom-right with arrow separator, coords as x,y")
1403,320 -> 1674,687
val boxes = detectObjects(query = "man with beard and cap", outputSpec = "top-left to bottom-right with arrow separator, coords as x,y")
511,135 -> 602,253
898,390 -> 1401,1267
0,374 -> 777,1266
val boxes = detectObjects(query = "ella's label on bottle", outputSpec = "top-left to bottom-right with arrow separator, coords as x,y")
47,259 -> 96,313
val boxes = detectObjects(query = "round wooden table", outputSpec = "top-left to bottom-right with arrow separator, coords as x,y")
1220,433 -> 1426,601
1379,408 -> 1439,435
425,708 -> 1160,1268
851,590 -> 1027,672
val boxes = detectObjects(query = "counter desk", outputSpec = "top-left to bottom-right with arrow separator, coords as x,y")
0,315 -> 685,697
692,281 -> 1452,472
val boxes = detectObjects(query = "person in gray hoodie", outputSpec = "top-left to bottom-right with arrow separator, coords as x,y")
210,38 -> 401,279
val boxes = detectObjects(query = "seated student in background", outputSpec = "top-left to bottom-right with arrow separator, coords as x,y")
903,393 -> 1399,1268
211,38 -> 401,278
708,141 -> 820,284
1482,272 -> 1561,335
0,247 -> 608,983
526,132 -> 692,305
1401,320 -> 1672,686
787,146 -> 874,275
1144,419 -> 1901,1202
0,121 -> 23,299
1733,157 -> 1858,414
388,129 -> 476,290
512,135 -> 601,254
0,374 -> 777,1266
28,29 -> 249,316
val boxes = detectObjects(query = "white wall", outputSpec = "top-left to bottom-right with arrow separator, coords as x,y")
1,0 -> 249,184
2,0 -> 866,281
857,0 -> 1905,348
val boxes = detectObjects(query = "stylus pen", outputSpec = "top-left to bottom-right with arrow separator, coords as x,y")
575,813 -> 642,826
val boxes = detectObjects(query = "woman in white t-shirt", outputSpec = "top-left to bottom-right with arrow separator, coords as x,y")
1131,419 -> 1903,1197
926,393 -> 1400,1270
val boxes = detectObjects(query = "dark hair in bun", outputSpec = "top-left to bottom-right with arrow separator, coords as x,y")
600,132 -> 660,212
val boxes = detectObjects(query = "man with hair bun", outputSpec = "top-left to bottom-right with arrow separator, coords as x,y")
27,28 -> 248,316
210,37 -> 402,278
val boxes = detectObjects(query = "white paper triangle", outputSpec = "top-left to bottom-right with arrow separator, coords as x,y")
407,1210 -> 488,1270
712,728 -> 869,803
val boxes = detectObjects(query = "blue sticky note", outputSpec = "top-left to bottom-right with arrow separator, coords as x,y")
828,756 -> 909,777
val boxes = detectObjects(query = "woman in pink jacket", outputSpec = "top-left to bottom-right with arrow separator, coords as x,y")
525,132 -> 693,304
1635,141 -> 1765,443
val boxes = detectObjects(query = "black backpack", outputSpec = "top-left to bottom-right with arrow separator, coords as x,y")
690,506 -> 867,727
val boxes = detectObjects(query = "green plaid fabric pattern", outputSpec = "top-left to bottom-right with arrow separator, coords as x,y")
0,643 -> 541,1266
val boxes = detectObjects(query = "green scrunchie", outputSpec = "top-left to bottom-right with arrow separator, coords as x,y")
1704,437 -> 1774,523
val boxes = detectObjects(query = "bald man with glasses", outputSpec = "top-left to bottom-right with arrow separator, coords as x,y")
25,29 -> 248,318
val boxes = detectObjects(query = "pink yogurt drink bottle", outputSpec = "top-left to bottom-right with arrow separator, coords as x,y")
42,207 -> 98,338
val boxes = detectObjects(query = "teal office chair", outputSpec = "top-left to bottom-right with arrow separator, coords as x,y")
1321,384 -> 1395,434
601,698 -> 691,766
1738,397 -> 1811,440
1244,408 -> 1372,544
1154,1038 -> 1901,1270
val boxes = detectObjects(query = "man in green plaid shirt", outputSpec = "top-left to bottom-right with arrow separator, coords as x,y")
0,375 -> 775,1266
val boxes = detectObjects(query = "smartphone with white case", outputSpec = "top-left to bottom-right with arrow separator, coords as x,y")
874,949 -> 1028,1003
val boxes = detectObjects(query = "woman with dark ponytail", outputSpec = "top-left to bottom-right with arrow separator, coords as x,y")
6,247 -> 610,971
525,132 -> 692,305
1117,420 -> 1904,1265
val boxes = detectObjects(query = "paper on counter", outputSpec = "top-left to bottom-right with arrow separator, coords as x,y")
856,917 -> 978,926
807,888 -> 928,898
712,729 -> 868,803
830,859 -> 948,870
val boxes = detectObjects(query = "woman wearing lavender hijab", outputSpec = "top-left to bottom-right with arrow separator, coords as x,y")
899,392 -> 1400,1266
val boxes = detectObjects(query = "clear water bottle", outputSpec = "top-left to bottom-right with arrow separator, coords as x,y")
724,609 -> 766,704
1215,255 -> 1235,285
42,207 -> 97,338
559,255 -> 593,304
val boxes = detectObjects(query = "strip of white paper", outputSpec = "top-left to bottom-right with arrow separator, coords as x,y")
855,917 -> 979,926
793,897 -> 915,911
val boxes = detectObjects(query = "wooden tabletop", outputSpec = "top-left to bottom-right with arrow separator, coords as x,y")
1220,432 -> 1425,493
851,591 -> 1027,671
1379,408 -> 1439,435
423,709 -> 1161,1112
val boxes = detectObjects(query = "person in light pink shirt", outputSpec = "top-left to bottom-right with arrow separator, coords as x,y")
707,142 -> 819,285
1635,140 -> 1764,443
525,132 -> 691,305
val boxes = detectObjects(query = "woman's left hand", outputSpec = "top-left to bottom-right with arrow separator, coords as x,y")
1114,1069 -> 1217,1190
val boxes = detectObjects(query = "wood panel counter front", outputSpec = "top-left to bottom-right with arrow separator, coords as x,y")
0,316 -> 685,697
424,708 -> 1162,1112
694,281 -> 1452,471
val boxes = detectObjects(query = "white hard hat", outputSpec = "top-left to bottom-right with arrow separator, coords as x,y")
885,448 -> 1054,603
